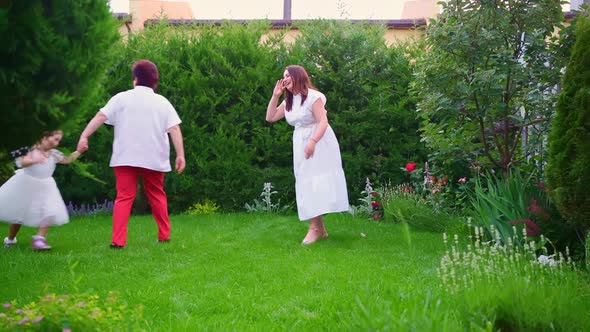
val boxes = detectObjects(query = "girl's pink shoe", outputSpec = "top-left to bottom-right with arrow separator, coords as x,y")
32,236 -> 51,250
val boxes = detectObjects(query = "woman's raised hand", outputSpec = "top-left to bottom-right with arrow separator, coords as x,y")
273,79 -> 285,97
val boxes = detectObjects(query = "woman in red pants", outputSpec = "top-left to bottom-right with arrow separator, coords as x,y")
77,60 -> 186,248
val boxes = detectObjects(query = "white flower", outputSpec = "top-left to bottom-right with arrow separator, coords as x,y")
537,254 -> 557,267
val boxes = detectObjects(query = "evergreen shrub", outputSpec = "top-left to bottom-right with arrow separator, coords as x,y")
0,0 -> 119,151
546,10 -> 590,234
56,21 -> 424,213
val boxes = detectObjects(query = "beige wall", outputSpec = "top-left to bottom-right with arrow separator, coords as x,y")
114,0 -> 437,42
401,0 -> 439,19
128,0 -> 194,31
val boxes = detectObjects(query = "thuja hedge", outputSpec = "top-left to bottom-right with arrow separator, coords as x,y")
55,20 -> 425,213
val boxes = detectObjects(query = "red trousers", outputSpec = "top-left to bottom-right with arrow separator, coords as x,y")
112,166 -> 170,246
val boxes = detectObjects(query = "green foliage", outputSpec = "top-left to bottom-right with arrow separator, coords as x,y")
0,292 -> 144,331
471,172 -> 533,245
186,198 -> 220,215
546,9 -> 590,232
55,21 -> 423,213
0,0 -> 120,152
412,0 -> 567,175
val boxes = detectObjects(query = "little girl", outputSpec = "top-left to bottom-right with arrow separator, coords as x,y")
0,130 -> 81,250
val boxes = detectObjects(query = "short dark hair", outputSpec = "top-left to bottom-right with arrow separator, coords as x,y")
132,60 -> 159,89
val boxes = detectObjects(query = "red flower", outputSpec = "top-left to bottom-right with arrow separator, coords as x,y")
370,191 -> 378,197
373,214 -> 381,220
405,162 -> 417,172
371,201 -> 380,207
527,198 -> 542,214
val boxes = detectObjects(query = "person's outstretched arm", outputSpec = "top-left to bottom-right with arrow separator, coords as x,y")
77,112 -> 107,152
168,125 -> 186,174
59,151 -> 82,164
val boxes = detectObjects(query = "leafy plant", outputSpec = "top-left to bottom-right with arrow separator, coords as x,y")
0,292 -> 144,331
186,198 -> 220,215
245,182 -> 291,214
350,178 -> 384,221
469,170 -> 571,248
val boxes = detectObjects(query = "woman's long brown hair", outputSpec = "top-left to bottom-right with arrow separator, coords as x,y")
285,65 -> 316,112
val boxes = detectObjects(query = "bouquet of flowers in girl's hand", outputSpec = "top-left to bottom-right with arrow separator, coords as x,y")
10,146 -> 30,168
10,146 -> 30,159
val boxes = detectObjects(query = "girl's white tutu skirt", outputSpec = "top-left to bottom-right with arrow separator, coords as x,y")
0,170 -> 69,227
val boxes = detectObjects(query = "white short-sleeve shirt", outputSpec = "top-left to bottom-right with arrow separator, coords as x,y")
100,86 -> 181,172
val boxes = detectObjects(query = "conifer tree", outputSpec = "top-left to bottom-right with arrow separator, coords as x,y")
546,10 -> 590,232
0,0 -> 119,151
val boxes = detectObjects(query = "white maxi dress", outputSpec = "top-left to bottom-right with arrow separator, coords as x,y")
0,149 -> 69,227
284,89 -> 350,221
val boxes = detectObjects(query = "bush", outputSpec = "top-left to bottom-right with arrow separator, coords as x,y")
186,198 -> 220,215
56,21 -> 423,213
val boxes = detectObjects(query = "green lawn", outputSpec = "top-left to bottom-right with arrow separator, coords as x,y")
1,213 -> 589,331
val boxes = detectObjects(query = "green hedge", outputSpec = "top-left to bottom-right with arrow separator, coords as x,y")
56,21 -> 425,213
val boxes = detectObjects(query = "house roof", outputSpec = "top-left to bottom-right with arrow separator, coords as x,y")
143,18 -> 428,29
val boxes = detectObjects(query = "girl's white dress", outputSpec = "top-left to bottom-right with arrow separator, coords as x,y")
284,89 -> 350,220
0,149 -> 69,227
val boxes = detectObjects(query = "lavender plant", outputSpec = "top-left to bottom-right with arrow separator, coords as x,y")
438,219 -> 574,294
66,199 -> 114,217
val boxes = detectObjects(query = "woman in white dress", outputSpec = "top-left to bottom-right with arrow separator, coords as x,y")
0,130 -> 80,250
266,65 -> 349,245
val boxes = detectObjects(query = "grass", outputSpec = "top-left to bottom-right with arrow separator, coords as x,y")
1,213 -> 589,331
